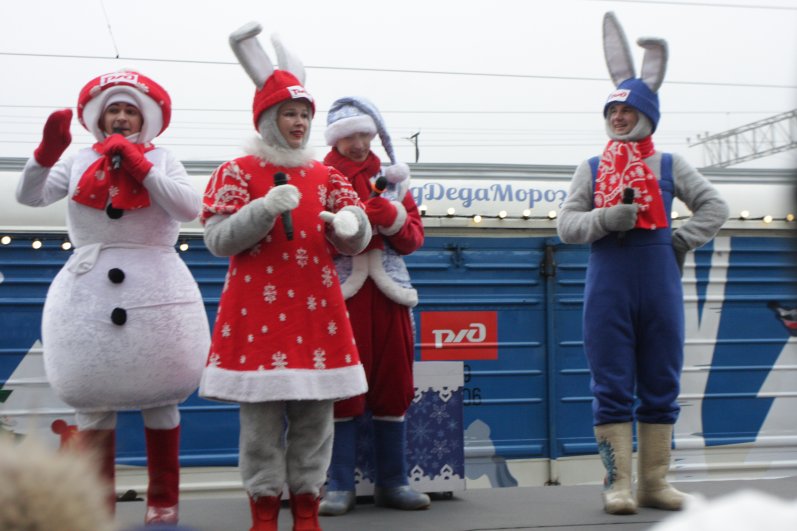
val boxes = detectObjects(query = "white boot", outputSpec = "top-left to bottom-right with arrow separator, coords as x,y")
594,422 -> 637,515
636,422 -> 688,510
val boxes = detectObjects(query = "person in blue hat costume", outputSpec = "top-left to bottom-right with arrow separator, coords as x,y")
557,12 -> 728,516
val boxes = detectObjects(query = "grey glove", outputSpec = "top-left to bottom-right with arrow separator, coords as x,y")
600,203 -> 639,232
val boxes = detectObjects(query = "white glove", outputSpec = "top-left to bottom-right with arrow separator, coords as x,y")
319,209 -> 358,238
262,184 -> 299,216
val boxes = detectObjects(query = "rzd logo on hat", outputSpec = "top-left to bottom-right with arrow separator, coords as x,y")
100,72 -> 139,86
421,311 -> 498,360
287,85 -> 313,102
606,89 -> 630,104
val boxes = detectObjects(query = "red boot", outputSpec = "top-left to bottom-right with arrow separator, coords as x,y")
249,494 -> 281,531
78,429 -> 116,514
290,493 -> 321,531
144,426 -> 180,525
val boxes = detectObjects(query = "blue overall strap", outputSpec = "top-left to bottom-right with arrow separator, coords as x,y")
588,156 -> 600,184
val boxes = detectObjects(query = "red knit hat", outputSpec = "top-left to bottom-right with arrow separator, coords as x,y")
77,71 -> 172,143
252,70 -> 314,129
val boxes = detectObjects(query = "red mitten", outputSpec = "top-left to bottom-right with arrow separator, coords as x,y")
365,196 -> 398,229
34,109 -> 73,167
103,134 -> 153,182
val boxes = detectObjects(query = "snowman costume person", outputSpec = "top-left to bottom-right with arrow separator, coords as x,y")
199,23 -> 370,531
16,71 -> 210,525
557,13 -> 728,515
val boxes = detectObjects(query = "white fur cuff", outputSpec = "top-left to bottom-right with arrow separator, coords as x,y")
380,201 -> 407,236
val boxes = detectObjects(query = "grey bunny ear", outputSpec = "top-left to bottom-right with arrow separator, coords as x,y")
603,11 -> 635,87
637,37 -> 668,93
271,34 -> 306,85
229,21 -> 275,89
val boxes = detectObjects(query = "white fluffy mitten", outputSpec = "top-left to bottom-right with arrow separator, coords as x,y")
262,184 -> 299,217
319,209 -> 358,238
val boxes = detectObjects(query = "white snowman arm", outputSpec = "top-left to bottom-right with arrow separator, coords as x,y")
140,151 -> 202,222
17,156 -> 71,207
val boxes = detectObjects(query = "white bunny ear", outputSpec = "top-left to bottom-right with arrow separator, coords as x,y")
229,21 -> 275,89
603,11 -> 635,87
637,37 -> 668,93
270,34 -> 306,85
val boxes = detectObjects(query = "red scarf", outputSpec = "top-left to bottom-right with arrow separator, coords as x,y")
324,149 -> 382,199
72,142 -> 155,211
594,136 -> 668,230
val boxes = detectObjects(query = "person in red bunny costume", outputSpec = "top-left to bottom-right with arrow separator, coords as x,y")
199,22 -> 370,531
16,70 -> 210,526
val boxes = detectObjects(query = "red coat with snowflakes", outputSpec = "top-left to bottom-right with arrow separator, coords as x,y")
198,155 -> 367,403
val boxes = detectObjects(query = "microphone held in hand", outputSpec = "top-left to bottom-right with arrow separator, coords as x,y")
617,187 -> 635,242
273,172 -> 293,240
369,176 -> 388,198
111,127 -> 123,170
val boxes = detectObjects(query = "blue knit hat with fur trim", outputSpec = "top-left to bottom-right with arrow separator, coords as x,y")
325,96 -> 397,165
603,77 -> 660,132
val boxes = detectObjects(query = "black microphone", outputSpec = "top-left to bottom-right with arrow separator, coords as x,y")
617,187 -> 635,243
273,172 -> 293,241
111,127 -> 123,170
369,176 -> 388,198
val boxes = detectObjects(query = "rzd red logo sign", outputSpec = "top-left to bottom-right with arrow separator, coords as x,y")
420,311 -> 497,360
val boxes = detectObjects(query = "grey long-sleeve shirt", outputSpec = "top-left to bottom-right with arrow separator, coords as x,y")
557,151 -> 729,253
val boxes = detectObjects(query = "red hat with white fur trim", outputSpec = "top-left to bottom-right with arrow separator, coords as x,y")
77,70 -> 171,143
252,70 -> 314,129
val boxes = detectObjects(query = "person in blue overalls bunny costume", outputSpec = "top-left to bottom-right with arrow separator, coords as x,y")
557,12 -> 728,515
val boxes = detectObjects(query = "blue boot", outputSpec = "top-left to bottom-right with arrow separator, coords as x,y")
373,419 -> 431,511
319,419 -> 357,516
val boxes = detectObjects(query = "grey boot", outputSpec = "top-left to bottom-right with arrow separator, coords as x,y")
636,423 -> 688,510
594,422 -> 637,515
373,420 -> 430,511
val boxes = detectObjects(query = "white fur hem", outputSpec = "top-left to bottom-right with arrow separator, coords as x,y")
369,249 -> 418,307
199,364 -> 368,403
338,249 -> 418,307
340,254 -> 369,299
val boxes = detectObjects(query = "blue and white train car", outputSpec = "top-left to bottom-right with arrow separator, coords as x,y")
1,157 -> 795,493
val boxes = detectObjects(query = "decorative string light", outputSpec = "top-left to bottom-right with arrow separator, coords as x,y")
31,239 -> 42,250
472,215 -> 482,224
739,210 -> 750,220
418,205 -> 428,217
671,211 -> 680,219
763,215 -> 773,224
522,209 -> 531,219
446,207 -> 456,217
498,210 -> 507,219
547,210 -> 557,219
787,214 -> 795,222
179,241 -> 190,252
60,240 -> 72,251
0,235 -> 10,245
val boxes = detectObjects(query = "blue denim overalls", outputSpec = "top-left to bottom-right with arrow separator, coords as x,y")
584,153 -> 684,425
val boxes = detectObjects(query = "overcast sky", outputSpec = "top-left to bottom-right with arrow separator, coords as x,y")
1,0 -> 796,170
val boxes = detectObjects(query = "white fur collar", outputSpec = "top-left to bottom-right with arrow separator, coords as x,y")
244,136 -> 316,168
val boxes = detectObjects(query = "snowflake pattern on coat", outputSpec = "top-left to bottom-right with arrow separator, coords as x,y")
200,156 -> 365,401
